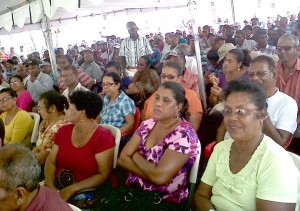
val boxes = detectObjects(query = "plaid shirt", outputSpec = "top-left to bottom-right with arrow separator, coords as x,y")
100,91 -> 135,128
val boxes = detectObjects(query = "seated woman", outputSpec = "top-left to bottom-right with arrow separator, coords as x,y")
118,81 -> 200,205
208,48 -> 251,107
32,91 -> 69,165
194,80 -> 299,211
45,90 -> 115,209
10,74 -> 33,112
0,88 -> 33,147
131,56 -> 160,109
100,72 -> 135,133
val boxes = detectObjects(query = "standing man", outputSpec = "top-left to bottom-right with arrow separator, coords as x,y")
119,21 -> 153,77
276,34 -> 300,145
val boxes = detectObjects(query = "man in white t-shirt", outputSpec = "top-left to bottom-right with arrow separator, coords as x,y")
250,55 -> 297,146
61,65 -> 89,99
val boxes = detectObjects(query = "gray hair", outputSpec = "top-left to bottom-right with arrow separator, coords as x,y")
278,34 -> 300,46
177,43 -> 190,57
0,145 -> 40,192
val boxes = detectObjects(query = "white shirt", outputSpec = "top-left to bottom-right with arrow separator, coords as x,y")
236,39 -> 257,50
62,82 -> 90,99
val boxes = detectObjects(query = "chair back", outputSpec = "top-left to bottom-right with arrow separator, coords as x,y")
68,203 -> 82,211
29,112 -> 40,149
187,141 -> 201,208
121,107 -> 140,137
100,124 -> 121,169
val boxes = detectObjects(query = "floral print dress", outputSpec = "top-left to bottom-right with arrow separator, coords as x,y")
126,118 -> 200,203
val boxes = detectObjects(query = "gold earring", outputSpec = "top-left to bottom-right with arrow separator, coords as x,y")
80,116 -> 85,122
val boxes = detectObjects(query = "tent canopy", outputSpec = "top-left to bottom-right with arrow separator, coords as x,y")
0,0 -> 188,34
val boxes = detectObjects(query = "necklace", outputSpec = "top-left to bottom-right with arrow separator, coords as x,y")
72,123 -> 98,147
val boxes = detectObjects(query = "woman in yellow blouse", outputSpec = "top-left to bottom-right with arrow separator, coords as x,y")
0,88 -> 33,147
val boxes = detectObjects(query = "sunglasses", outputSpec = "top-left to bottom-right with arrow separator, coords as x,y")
276,46 -> 297,52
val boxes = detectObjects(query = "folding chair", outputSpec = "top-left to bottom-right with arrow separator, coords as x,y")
187,141 -> 201,208
29,112 -> 40,149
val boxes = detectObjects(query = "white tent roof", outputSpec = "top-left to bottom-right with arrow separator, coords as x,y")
0,0 -> 188,34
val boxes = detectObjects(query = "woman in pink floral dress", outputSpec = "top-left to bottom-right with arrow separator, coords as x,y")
119,81 -> 200,204
32,91 -> 69,165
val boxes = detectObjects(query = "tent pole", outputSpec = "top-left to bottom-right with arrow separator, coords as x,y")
188,0 -> 207,111
39,0 -> 58,82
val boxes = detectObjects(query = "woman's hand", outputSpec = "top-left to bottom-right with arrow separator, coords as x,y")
210,86 -> 223,97
60,185 -> 76,201
208,74 -> 219,86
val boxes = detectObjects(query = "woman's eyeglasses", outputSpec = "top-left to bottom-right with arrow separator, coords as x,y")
222,108 -> 257,117
102,82 -> 116,88
160,74 -> 178,80
0,97 -> 12,103
276,46 -> 297,52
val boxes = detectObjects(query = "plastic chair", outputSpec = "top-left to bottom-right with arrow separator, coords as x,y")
121,107 -> 140,137
187,141 -> 201,208
68,203 -> 82,211
204,141 -> 216,159
29,112 -> 40,149
100,124 -> 121,169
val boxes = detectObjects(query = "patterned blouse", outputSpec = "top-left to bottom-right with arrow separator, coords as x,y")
35,119 -> 67,152
126,118 -> 200,203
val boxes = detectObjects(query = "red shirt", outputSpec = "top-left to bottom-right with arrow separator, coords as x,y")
25,186 -> 71,211
54,124 -> 115,182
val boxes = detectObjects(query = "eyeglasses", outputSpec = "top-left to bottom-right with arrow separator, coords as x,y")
222,108 -> 257,117
249,70 -> 271,78
160,74 -> 178,80
276,46 -> 297,52
102,82 -> 116,88
0,97 -> 12,103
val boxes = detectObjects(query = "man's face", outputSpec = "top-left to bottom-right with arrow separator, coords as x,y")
57,58 -> 69,71
165,35 -> 172,45
127,23 -> 138,36
277,39 -> 298,62
43,51 -> 50,60
251,20 -> 258,26
243,29 -> 252,39
249,61 -> 275,92
107,66 -> 120,75
213,40 -> 225,50
17,65 -> 28,79
83,51 -> 94,62
225,28 -> 234,38
27,65 -> 40,77
0,187 -> 18,211
5,63 -> 14,70
171,35 -> 179,46
256,34 -> 268,47
71,51 -> 78,59
61,69 -> 78,87
234,34 -> 245,46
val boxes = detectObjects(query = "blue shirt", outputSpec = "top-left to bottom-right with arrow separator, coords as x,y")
100,91 -> 135,128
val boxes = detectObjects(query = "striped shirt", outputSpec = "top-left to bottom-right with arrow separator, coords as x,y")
57,70 -> 93,92
119,36 -> 153,67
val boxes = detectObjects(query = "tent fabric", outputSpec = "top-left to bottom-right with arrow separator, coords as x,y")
0,0 -> 187,33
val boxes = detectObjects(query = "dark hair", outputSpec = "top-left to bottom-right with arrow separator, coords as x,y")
6,59 -> 15,65
223,80 -> 267,114
140,56 -> 151,67
227,49 -> 252,68
256,29 -> 267,36
214,36 -> 226,43
235,30 -> 246,37
106,61 -> 121,70
0,118 -> 4,146
207,49 -> 219,62
161,81 -> 190,120
11,74 -> 23,82
0,144 -> 40,192
242,25 -> 253,31
69,90 -> 103,119
56,55 -> 72,65
251,55 -> 275,71
39,90 -> 69,113
0,87 -> 17,98
103,72 -> 122,91
62,65 -> 78,74
163,61 -> 184,76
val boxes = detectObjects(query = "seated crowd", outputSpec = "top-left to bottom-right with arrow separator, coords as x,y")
0,15 -> 300,210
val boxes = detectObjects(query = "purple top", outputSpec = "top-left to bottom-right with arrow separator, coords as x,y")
126,118 -> 200,203
218,71 -> 249,88
17,90 -> 33,112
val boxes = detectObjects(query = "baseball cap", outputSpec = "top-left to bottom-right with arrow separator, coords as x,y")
39,61 -> 51,67
217,43 -> 236,62
25,60 -> 40,67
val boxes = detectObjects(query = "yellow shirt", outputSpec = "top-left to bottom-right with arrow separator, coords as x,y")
1,110 -> 34,147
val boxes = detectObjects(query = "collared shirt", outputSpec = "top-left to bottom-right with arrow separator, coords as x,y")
80,61 -> 103,82
100,91 -> 135,128
256,44 -> 277,55
276,58 -> 300,137
26,72 -> 54,102
236,40 -> 257,50
62,82 -> 90,99
160,43 -> 171,62
119,36 -> 153,67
